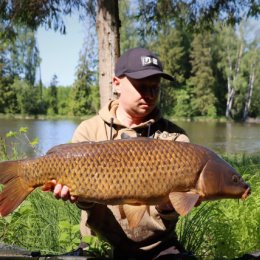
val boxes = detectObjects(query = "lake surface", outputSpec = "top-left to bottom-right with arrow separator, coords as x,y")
0,118 -> 260,157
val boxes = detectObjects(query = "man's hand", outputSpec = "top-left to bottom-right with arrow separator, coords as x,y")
42,180 -> 77,203
42,180 -> 95,209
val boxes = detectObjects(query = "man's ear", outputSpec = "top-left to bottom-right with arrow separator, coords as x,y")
113,76 -> 121,94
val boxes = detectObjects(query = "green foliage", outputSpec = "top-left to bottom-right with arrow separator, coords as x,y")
1,128 -> 260,257
0,78 -> 18,114
0,190 -> 81,254
119,0 -> 139,51
57,86 -> 72,116
82,235 -> 112,258
173,88 -> 192,117
152,27 -> 191,116
1,9 -> 260,120
1,25 -> 40,84
133,0 -> 260,33
0,128 -> 81,254
153,28 -> 188,85
0,0 -> 88,34
12,79 -> 44,115
70,44 -> 99,116
49,75 -> 59,115
188,32 -> 217,117
10,26 -> 40,85
0,23 -> 42,115
0,127 -> 39,160
176,154 -> 260,259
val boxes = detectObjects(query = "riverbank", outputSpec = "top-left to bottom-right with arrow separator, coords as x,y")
0,113 -> 89,121
1,113 -> 260,124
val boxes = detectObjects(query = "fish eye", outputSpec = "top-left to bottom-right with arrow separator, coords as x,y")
232,175 -> 239,183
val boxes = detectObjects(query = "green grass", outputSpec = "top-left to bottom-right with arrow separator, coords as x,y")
0,190 -> 81,254
0,127 -> 111,256
176,153 -> 260,259
1,128 -> 260,258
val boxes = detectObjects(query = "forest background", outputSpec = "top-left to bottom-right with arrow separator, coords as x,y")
0,0 -> 260,121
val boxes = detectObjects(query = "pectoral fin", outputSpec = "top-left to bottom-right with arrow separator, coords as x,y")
122,205 -> 148,228
169,192 -> 200,216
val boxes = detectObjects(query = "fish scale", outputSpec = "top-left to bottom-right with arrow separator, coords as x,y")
38,139 -> 205,201
0,137 -> 250,226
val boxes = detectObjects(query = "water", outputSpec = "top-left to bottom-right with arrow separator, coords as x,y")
0,118 -> 78,157
0,118 -> 260,156
176,121 -> 260,155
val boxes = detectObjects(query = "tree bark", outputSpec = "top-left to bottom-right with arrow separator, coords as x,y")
96,0 -> 120,108
225,76 -> 235,118
225,41 -> 244,119
243,66 -> 255,121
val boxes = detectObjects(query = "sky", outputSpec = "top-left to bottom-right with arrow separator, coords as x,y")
36,15 -> 85,87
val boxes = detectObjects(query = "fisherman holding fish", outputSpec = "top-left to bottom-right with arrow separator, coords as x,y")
0,48 -> 250,259
52,47 -> 190,259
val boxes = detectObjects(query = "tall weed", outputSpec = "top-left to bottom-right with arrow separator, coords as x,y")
177,154 -> 260,259
0,128 -> 81,254
1,129 -> 260,257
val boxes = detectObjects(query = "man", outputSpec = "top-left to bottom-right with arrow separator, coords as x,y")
52,47 -> 190,259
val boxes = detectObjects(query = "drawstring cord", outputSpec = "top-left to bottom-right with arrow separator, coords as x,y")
110,117 -> 114,140
147,122 -> 152,137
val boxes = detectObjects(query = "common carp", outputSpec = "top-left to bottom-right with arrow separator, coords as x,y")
0,138 -> 250,227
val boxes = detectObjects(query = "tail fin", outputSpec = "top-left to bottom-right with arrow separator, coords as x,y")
0,161 -> 34,216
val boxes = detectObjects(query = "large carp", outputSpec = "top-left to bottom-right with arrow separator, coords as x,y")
0,138 -> 250,227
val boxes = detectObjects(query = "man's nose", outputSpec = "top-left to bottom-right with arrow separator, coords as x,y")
143,88 -> 158,99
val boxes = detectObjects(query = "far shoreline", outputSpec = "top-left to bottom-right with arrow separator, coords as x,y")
0,113 -> 260,124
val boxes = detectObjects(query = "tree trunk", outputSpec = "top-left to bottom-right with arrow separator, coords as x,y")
243,67 -> 255,121
96,0 -> 120,108
225,41 -> 244,119
225,76 -> 235,118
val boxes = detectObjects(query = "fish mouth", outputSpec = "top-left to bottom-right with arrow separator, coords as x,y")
242,187 -> 251,200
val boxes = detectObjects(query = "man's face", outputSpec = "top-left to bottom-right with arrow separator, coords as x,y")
113,75 -> 161,118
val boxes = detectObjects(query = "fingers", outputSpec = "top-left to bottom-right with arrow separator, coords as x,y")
53,182 -> 77,203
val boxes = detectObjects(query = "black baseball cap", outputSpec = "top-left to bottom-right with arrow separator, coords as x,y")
115,47 -> 174,81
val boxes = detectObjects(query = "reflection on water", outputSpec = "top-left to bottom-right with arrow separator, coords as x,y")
0,118 -> 78,157
0,118 -> 260,156
176,121 -> 260,154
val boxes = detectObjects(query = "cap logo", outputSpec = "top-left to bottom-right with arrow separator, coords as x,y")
141,56 -> 158,66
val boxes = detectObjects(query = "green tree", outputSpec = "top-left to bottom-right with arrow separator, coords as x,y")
188,32 -> 216,117
119,0 -> 139,52
15,26 -> 40,85
241,25 -> 260,121
134,0 -> 260,33
1,0 -> 259,108
70,45 -> 99,116
13,79 -> 42,115
57,87 -> 72,116
216,24 -> 245,119
0,23 -> 40,114
250,74 -> 260,118
173,88 -> 192,118
46,75 -> 58,115
152,27 -> 189,115
0,77 -> 17,114
4,25 -> 40,84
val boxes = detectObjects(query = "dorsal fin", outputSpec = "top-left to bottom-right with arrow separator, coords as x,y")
46,141 -> 93,155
